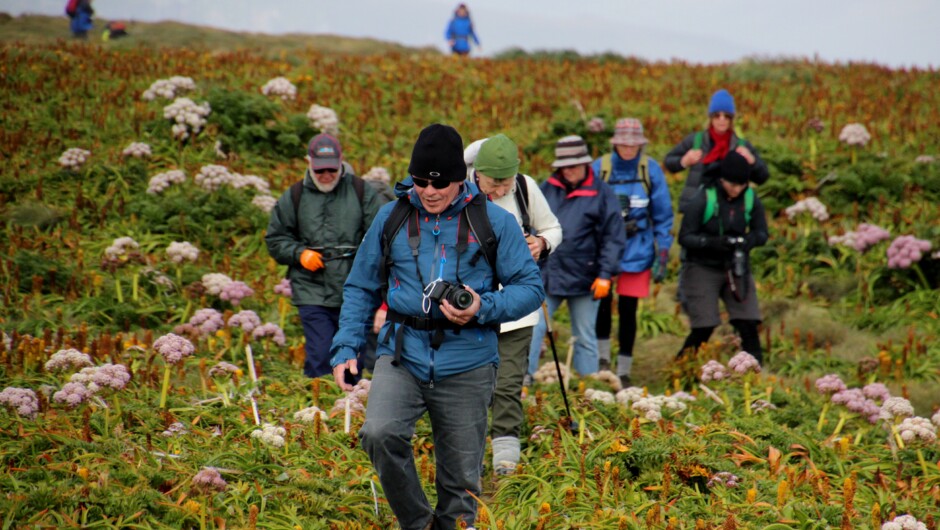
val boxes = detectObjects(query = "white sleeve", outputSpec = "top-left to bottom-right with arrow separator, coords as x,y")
522,174 -> 562,253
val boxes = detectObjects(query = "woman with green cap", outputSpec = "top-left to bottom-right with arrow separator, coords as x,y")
466,133 -> 563,477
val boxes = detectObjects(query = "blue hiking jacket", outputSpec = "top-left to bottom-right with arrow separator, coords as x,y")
330,182 -> 544,382
538,168 -> 625,297
592,152 -> 674,273
445,15 -> 479,53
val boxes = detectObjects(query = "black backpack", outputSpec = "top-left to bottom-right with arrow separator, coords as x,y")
379,192 -> 498,300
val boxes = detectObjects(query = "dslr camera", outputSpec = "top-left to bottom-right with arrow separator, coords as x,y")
727,236 -> 747,277
618,195 -> 639,236
426,280 -> 474,310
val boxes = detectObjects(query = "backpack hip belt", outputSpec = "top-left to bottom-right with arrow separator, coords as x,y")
384,309 -> 497,364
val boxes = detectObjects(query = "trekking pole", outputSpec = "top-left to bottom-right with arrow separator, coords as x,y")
541,304 -> 578,433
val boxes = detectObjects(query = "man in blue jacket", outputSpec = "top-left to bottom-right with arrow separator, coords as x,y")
331,124 -> 544,530
527,135 -> 625,378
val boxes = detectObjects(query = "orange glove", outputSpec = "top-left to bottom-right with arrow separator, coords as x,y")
591,278 -> 611,300
299,249 -> 324,272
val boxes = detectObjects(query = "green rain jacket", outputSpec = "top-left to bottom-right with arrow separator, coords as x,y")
265,168 -> 382,308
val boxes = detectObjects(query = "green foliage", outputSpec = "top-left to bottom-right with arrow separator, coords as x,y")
207,88 -> 316,160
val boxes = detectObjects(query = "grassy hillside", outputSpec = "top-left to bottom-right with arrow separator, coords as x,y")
1,21 -> 939,530
0,12 -> 438,55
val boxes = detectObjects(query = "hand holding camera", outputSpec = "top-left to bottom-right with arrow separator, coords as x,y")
434,282 -> 481,325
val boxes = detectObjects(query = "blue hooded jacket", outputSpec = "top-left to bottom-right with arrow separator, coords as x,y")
330,181 -> 544,382
445,14 -> 479,54
592,152 -> 674,272
538,168 -> 625,296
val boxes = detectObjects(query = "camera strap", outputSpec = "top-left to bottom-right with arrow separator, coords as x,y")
726,269 -> 749,303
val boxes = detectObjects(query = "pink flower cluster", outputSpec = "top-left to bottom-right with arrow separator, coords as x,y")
586,117 -> 606,133
0,387 -> 40,418
700,360 -> 728,382
706,471 -> 740,488
273,279 -> 292,297
201,273 -> 233,295
862,383 -> 891,402
166,241 -> 199,264
814,374 -> 846,395
153,333 -> 195,364
193,467 -> 228,492
879,396 -> 915,422
70,363 -> 131,392
727,352 -> 761,375
329,379 -> 371,416
53,382 -> 93,408
838,123 -> 871,146
831,388 -> 881,424
851,223 -> 890,252
252,323 -> 286,346
227,310 -> 261,332
44,348 -> 93,372
897,417 -> 936,445
208,362 -> 239,379
260,76 -> 297,101
189,308 -> 225,335
887,235 -> 932,269
882,515 -> 928,530
785,197 -> 829,222
219,281 -> 254,305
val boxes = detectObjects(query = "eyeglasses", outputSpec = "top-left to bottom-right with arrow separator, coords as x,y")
711,112 -> 734,120
411,176 -> 453,189
314,168 -> 338,175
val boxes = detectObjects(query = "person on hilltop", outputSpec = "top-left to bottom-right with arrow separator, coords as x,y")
65,0 -> 94,39
264,133 -> 382,381
676,151 -> 769,364
445,3 -> 480,56
330,124 -> 544,530
528,135 -> 625,379
465,134 -> 563,477
664,89 -> 770,213
592,118 -> 674,388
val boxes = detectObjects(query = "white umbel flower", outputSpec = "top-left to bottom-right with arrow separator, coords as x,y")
261,77 -> 297,101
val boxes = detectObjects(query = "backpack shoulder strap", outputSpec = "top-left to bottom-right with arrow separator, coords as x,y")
600,153 -> 612,181
290,180 -> 304,239
702,186 -> 717,224
638,154 -> 651,196
513,173 -> 531,234
463,193 -> 498,280
379,198 -> 415,301
743,187 -> 754,225
350,174 -> 365,205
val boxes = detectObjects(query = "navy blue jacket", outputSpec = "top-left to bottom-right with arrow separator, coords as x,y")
538,169 -> 625,297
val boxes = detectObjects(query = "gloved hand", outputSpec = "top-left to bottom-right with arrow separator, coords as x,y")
704,235 -> 734,251
652,249 -> 669,283
299,249 -> 324,272
591,278 -> 611,300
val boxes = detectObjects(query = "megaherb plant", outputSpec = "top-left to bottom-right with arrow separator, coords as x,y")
1,35 -> 939,528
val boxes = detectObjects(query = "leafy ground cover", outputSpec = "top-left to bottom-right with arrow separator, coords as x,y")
1,19 -> 939,529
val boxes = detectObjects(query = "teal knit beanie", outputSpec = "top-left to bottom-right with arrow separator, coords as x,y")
474,134 -> 520,180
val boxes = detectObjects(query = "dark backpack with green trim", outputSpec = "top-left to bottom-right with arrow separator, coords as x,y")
703,186 -> 754,225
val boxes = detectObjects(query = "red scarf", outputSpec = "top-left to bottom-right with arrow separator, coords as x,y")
701,126 -> 732,165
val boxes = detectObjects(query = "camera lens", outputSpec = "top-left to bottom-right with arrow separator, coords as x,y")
451,289 -> 474,310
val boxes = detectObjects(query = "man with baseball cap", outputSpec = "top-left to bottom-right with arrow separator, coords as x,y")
527,135 -> 625,379
265,133 -> 383,379
330,124 -> 544,530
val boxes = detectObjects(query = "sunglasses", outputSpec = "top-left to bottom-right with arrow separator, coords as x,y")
314,168 -> 338,175
711,112 -> 734,120
411,176 -> 452,189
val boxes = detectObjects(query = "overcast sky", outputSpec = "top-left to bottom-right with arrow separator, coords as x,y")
5,0 -> 938,67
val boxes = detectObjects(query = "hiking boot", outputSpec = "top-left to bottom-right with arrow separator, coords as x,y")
598,358 -> 611,372
494,461 -> 517,477
619,374 -> 632,389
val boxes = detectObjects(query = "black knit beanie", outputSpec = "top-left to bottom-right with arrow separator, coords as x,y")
720,150 -> 751,185
408,124 -> 466,182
